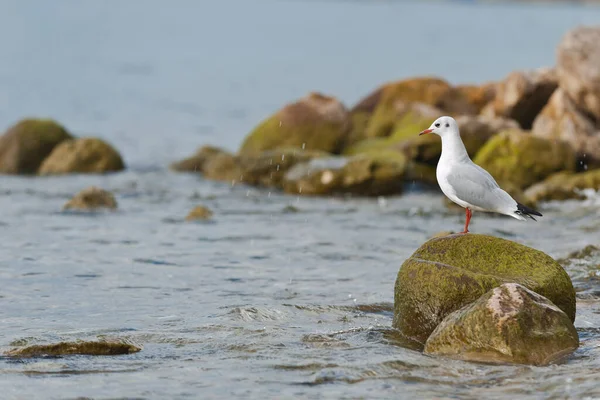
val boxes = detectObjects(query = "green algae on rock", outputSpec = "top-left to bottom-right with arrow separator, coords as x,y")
239,92 -> 350,155
185,205 -> 213,221
524,170 -> 600,203
424,283 -> 579,366
283,153 -> 406,196
0,118 -> 73,174
5,340 -> 141,358
63,186 -> 118,211
473,129 -> 576,190
39,137 -> 125,175
393,234 -> 576,345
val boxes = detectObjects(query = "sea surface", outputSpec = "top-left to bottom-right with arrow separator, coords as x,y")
0,1 -> 600,399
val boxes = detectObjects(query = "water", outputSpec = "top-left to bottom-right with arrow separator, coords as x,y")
0,1 -> 599,399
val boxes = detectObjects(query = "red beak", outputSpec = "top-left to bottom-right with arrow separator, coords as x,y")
419,129 -> 433,136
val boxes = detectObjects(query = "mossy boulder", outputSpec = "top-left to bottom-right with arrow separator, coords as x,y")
283,153 -> 406,196
64,186 -> 117,211
524,169 -> 600,203
39,137 -> 125,175
473,129 -> 576,190
424,283 -> 579,366
393,234 -> 576,345
239,92 -> 350,155
482,68 -> 558,129
455,83 -> 497,114
0,118 -> 73,174
5,340 -> 141,358
185,205 -> 213,221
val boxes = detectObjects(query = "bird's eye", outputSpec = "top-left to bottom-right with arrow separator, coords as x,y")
445,123 -> 449,128
435,123 -> 440,128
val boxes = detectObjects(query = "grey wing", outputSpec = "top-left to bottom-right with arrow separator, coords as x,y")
446,163 -> 517,212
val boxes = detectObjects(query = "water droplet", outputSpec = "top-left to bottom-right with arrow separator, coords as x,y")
302,143 -> 306,149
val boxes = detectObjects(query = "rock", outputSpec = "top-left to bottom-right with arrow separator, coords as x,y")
237,149 -> 329,188
524,170 -> 600,203
239,92 -> 350,155
482,68 -> 558,129
185,205 -> 213,221
172,146 -> 329,187
455,83 -> 497,114
398,115 -> 520,166
473,129 -> 576,190
283,153 -> 406,196
532,89 -> 600,170
39,138 -> 125,175
5,340 -> 141,358
170,145 -> 225,172
362,78 -> 476,140
63,187 -> 118,211
0,118 -> 73,174
404,162 -> 438,186
556,26 -> 600,121
393,234 -> 576,345
424,283 -> 579,366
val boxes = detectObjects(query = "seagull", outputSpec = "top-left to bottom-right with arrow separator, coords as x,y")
419,116 -> 542,233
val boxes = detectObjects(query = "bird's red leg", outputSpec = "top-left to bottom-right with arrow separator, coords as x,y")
462,208 -> 472,234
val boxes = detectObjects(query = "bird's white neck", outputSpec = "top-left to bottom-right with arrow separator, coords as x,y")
440,132 -> 469,163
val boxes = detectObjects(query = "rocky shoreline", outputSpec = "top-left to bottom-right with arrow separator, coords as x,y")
0,26 -> 598,209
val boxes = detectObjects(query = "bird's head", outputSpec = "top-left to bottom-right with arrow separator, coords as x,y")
419,116 -> 459,138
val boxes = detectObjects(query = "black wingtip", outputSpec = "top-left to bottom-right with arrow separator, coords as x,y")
516,202 -> 542,221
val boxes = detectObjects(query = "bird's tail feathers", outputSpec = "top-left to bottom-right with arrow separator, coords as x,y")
515,202 -> 542,221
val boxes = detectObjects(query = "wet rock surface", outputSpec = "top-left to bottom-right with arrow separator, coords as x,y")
39,137 -> 125,175
424,283 -> 579,366
393,234 -> 576,345
63,186 -> 118,211
6,340 -> 141,358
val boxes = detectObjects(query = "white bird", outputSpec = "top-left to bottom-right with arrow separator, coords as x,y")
419,116 -> 542,233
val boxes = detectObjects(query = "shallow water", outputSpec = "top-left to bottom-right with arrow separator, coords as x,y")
0,1 -> 600,399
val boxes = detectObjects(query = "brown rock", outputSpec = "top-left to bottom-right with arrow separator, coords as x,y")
185,205 -> 213,221
6,340 -> 141,357
239,92 -> 350,154
556,26 -> 600,120
170,145 -> 225,172
283,154 -> 406,196
455,83 -> 497,114
0,118 -> 73,174
63,187 -> 117,211
424,283 -> 579,366
532,88 -> 600,169
39,138 -> 125,175
482,68 -> 558,129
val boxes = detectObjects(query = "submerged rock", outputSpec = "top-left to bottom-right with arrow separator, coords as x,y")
473,129 -> 576,189
482,68 -> 558,129
185,205 -> 213,221
5,340 -> 141,358
283,153 -> 406,196
532,89 -> 600,170
524,169 -> 600,203
39,137 -> 125,175
393,234 -> 575,345
424,283 -> 579,366
556,26 -> 600,121
239,92 -> 350,154
64,187 -> 118,211
0,118 -> 73,174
